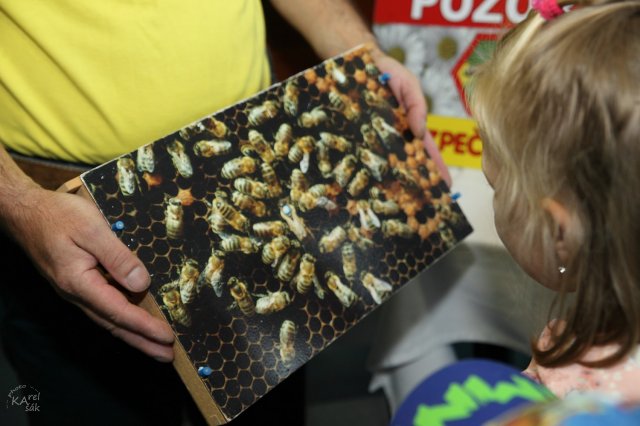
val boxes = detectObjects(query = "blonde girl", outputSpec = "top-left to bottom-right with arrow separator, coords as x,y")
469,0 -> 640,402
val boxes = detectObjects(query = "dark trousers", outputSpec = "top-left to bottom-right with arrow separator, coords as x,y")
0,236 -> 304,425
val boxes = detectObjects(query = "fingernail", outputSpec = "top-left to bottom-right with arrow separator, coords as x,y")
125,266 -> 150,292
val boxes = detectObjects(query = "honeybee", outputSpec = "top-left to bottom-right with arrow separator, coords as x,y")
116,156 -> 139,196
326,271 -> 358,308
220,234 -> 261,254
178,121 -> 206,140
193,140 -> 232,158
333,154 -> 358,188
198,250 -> 226,297
392,168 -> 420,192
361,272 -> 393,305
371,199 -> 400,215
238,140 -> 259,159
231,191 -> 267,217
347,168 -> 371,197
234,178 -> 271,199
382,219 -> 416,239
279,320 -> 297,365
320,132 -> 352,152
297,191 -> 337,213
283,80 -> 299,116
369,186 -> 384,200
345,223 -> 375,250
262,236 -> 293,266
276,246 -> 301,283
136,145 -> 155,173
438,222 -> 456,249
228,277 -> 255,317
165,197 -> 184,239
298,107 -> 328,128
319,225 -> 347,253
313,277 -> 326,300
365,63 -> 379,77
325,59 -> 347,86
364,89 -> 390,109
248,130 -> 276,164
159,285 -> 191,327
341,243 -> 357,281
252,221 -> 287,238
174,258 -> 200,305
358,148 -> 389,182
289,168 -> 309,203
203,117 -> 228,139
212,193 -> 250,232
372,115 -> 402,150
316,142 -> 332,179
260,162 -> 282,197
207,207 -> 227,234
274,123 -> 293,160
434,201 -> 463,225
167,140 -> 193,178
288,136 -> 315,173
357,200 -> 381,231
293,253 -> 316,294
255,291 -> 291,315
221,156 -> 257,180
328,88 -> 360,121
280,203 -> 310,241
360,123 -> 385,154
248,100 -> 279,126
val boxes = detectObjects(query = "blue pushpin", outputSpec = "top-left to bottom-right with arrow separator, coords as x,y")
111,220 -> 125,231
282,204 -> 292,216
198,366 -> 213,377
451,192 -> 461,201
378,72 -> 391,84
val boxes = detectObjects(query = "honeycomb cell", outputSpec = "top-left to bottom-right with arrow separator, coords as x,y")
236,353 -> 251,370
220,343 -> 235,361
239,388 -> 255,406
219,326 -> 234,344
207,352 -> 224,370
262,353 -> 276,369
308,317 -> 321,333
248,344 -> 263,362
252,378 -> 267,396
223,362 -> 238,379
210,371 -> 226,388
264,370 -> 279,387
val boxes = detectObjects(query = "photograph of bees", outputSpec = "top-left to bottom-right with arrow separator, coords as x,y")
81,45 -> 472,423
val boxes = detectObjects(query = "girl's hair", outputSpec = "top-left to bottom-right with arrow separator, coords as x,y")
469,0 -> 640,368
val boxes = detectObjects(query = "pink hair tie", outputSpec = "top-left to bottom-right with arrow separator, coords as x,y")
532,0 -> 565,20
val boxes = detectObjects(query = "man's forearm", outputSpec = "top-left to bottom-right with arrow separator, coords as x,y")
0,146 -> 42,232
270,0 -> 381,59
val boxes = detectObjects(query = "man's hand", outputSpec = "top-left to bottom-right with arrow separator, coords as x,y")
372,51 -> 452,187
269,0 -> 452,187
6,185 -> 175,361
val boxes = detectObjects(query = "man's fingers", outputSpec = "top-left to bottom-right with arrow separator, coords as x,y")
82,308 -> 174,362
74,268 -> 175,345
74,224 -> 150,293
423,132 -> 452,188
389,77 -> 427,140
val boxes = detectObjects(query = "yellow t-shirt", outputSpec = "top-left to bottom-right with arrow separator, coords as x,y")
0,0 -> 271,164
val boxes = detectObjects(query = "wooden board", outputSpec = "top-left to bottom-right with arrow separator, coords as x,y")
71,45 -> 473,424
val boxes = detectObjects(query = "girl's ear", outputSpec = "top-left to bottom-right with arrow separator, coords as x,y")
541,197 -> 573,265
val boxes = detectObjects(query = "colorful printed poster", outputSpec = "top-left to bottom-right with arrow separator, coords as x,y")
373,0 -> 530,168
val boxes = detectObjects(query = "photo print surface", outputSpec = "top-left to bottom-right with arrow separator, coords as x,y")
81,45 -> 473,422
